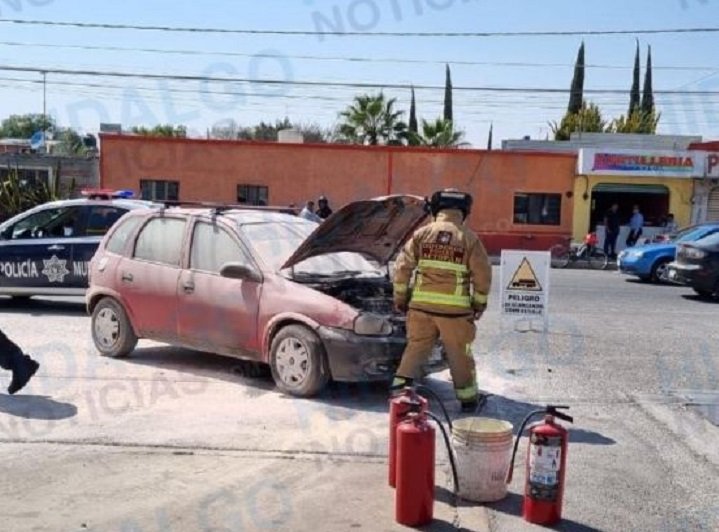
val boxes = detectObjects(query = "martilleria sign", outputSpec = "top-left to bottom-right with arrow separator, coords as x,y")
578,149 -> 704,178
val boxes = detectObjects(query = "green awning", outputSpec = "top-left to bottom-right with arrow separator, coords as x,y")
592,183 -> 669,195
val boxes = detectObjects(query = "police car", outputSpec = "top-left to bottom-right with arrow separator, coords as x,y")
0,189 -> 159,298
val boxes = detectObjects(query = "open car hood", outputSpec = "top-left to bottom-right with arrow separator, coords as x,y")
281,194 -> 429,270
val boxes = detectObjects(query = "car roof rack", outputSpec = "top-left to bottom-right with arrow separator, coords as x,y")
159,200 -> 299,215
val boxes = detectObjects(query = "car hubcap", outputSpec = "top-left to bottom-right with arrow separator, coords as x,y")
656,263 -> 668,279
276,338 -> 310,387
95,308 -> 120,349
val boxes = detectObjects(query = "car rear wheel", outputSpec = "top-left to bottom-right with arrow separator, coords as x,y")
650,258 -> 672,283
270,325 -> 329,397
92,297 -> 137,358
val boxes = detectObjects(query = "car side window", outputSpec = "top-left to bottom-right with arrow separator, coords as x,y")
134,217 -> 186,266
106,215 -> 144,255
7,206 -> 84,239
190,221 -> 251,274
86,206 -> 128,236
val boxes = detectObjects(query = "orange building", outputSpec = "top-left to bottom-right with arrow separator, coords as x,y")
99,134 -> 577,254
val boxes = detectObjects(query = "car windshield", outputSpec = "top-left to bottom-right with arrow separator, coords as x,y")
672,226 -> 719,243
694,231 -> 719,248
241,220 -> 384,277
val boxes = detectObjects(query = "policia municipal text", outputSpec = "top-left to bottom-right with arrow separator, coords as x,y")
391,189 -> 492,413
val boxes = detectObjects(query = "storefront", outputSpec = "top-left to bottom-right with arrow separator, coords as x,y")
574,149 -> 698,252
690,152 -> 719,224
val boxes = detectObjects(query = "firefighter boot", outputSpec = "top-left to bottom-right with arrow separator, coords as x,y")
8,355 -> 40,395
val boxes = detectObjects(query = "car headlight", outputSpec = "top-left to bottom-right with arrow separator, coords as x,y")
684,248 -> 708,260
353,313 -> 393,336
632,251 -> 645,258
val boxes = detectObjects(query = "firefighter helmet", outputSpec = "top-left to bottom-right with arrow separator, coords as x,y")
429,189 -> 473,219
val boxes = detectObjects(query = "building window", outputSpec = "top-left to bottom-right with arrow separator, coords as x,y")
513,193 -> 561,226
237,184 -> 268,206
140,179 -> 179,201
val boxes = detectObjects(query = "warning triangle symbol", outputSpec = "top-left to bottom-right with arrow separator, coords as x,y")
507,258 -> 542,291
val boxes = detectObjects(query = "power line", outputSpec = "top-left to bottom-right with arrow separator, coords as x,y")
4,64 -> 719,96
1,18 -> 719,37
1,40 -> 717,72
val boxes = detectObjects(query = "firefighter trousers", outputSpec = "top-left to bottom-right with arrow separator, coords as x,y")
396,309 -> 478,402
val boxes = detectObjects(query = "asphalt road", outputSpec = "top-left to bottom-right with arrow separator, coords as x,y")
0,268 -> 717,532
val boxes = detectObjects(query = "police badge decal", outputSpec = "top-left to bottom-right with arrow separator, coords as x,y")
41,255 -> 70,283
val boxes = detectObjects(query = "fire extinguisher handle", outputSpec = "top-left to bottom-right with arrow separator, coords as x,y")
547,405 -> 574,423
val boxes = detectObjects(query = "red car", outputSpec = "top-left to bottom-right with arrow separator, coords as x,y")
86,195 -> 446,396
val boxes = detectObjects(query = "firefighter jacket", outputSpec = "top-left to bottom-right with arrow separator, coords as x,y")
393,209 -> 492,315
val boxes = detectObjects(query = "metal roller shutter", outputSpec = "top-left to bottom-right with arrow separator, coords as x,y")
707,187 -> 719,221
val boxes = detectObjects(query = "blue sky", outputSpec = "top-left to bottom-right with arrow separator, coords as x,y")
1,0 -> 719,145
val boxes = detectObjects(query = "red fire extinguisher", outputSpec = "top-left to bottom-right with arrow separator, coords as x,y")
507,405 -> 574,526
388,388 -> 428,487
392,393 -> 459,528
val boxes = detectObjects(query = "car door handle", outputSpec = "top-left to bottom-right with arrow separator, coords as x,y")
121,272 -> 134,283
47,244 -> 65,251
182,281 -> 195,294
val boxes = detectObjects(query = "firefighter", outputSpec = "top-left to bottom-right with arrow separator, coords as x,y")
391,189 -> 492,412
0,328 -> 40,395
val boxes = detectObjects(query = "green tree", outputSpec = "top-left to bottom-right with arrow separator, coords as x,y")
409,87 -> 418,136
131,124 -> 187,137
629,41 -> 641,115
568,42 -> 585,114
641,46 -> 654,114
338,93 -> 408,145
444,64 -> 453,122
211,118 -> 330,143
411,118 -> 467,148
0,114 -> 55,138
551,101 -> 606,141
608,109 -> 660,134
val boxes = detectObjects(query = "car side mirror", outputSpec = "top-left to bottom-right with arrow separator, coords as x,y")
219,262 -> 263,283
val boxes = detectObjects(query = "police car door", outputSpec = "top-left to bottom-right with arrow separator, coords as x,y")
70,205 -> 129,288
0,205 -> 84,295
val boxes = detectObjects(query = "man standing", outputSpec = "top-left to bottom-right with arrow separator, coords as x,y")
626,205 -> 644,247
391,189 -> 492,412
603,203 -> 621,259
316,196 -> 333,220
0,328 -> 39,395
299,201 -> 322,222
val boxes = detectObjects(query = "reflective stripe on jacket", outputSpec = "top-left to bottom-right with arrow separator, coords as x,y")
393,209 -> 492,315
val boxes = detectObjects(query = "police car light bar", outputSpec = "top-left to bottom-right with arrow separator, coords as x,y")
81,188 -> 135,199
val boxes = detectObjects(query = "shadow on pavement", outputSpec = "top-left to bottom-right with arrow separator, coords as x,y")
680,294 -> 718,304
489,492 -> 603,531
0,297 -> 86,316
0,394 -> 77,420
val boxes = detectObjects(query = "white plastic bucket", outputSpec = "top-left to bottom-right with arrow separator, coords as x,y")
451,417 -> 514,502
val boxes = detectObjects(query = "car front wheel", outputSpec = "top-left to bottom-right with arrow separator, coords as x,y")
650,258 -> 672,283
270,325 -> 329,397
92,297 -> 138,358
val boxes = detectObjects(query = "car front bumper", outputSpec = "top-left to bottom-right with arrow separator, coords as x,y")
317,326 -> 447,382
666,262 -> 715,290
617,254 -> 651,276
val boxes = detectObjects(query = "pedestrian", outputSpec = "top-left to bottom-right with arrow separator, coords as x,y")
626,205 -> 644,247
0,328 -> 39,395
664,213 -> 679,234
391,189 -> 492,413
299,200 -> 322,222
603,203 -> 621,259
316,196 -> 333,219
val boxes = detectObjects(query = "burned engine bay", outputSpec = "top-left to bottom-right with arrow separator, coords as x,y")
298,275 -> 398,315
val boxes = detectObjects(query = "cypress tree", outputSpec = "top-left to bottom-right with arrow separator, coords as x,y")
409,86 -> 418,134
629,40 -> 641,115
641,46 -> 654,113
487,123 -> 493,150
567,42 -> 585,114
444,64 -> 453,122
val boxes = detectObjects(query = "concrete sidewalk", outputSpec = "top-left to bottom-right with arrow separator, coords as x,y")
0,442 -> 492,532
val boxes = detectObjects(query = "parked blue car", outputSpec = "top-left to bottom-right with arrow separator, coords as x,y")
617,223 -> 719,283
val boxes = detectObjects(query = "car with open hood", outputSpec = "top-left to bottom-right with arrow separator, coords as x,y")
86,195 -> 447,396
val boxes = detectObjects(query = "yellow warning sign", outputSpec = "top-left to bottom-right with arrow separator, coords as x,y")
507,257 -> 543,291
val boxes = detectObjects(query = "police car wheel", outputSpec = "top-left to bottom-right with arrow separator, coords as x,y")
269,325 -> 329,397
92,298 -> 137,358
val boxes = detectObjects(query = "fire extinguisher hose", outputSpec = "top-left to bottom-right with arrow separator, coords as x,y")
426,411 -> 460,496
416,385 -> 454,431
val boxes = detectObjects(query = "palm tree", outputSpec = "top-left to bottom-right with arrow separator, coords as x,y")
338,93 -> 408,145
412,118 -> 467,148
